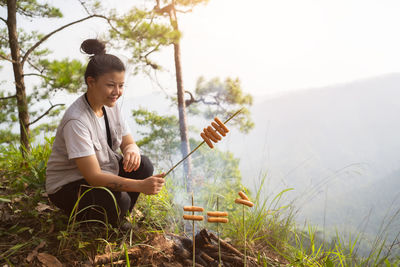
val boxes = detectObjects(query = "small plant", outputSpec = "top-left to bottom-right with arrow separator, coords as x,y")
0,136 -> 54,192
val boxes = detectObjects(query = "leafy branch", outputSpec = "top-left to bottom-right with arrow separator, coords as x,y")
22,14 -> 110,66
28,103 -> 64,126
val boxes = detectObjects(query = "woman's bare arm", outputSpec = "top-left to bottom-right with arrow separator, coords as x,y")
74,155 -> 164,194
120,134 -> 141,172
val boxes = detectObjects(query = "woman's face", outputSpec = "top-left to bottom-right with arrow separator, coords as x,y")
87,71 -> 125,107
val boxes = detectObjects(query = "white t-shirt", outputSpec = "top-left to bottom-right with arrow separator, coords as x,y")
63,111 -> 131,160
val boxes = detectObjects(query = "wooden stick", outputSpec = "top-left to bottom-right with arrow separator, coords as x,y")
164,108 -> 244,177
217,196 -> 221,267
192,192 -> 195,267
243,204 -> 246,267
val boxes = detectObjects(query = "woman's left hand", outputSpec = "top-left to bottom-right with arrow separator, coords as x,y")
122,145 -> 141,172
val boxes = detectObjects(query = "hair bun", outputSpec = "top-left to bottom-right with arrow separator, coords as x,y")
80,39 -> 106,56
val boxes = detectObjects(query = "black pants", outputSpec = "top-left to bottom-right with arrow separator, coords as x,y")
48,155 -> 154,227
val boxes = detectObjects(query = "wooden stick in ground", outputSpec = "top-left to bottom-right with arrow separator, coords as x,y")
164,108 -> 244,177
217,196 -> 221,267
192,192 -> 195,267
243,204 -> 247,267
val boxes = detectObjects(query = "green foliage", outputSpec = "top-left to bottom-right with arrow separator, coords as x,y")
135,178 -> 177,232
0,1 -> 105,146
34,59 -> 86,93
0,91 -> 18,144
108,7 -> 179,73
0,136 -> 53,192
187,76 -> 254,133
0,0 -> 62,18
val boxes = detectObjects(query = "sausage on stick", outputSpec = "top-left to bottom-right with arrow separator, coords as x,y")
203,128 -> 219,143
211,122 -> 227,137
208,217 -> 229,223
183,215 -> 204,221
214,117 -> 229,133
207,211 -> 228,217
200,133 -> 214,148
235,198 -> 254,207
238,191 -> 250,201
207,126 -> 222,141
183,206 -> 204,212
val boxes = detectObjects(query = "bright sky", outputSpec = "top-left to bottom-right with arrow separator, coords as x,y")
2,0 -> 400,99
178,0 -> 400,97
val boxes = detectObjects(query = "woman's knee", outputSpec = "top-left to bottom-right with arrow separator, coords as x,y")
138,155 -> 154,177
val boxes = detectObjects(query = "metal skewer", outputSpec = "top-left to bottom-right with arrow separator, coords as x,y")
164,108 -> 244,177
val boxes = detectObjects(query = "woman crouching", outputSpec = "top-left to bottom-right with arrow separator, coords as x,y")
45,39 -> 165,229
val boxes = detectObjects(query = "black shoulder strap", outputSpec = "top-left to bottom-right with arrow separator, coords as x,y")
84,93 -> 112,149
102,106 -> 112,149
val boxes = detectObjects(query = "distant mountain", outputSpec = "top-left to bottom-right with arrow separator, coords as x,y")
225,73 -> 400,235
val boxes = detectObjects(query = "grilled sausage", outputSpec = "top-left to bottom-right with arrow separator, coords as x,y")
214,117 -> 229,133
208,217 -> 229,223
201,132 -> 214,148
238,191 -> 250,201
204,128 -> 218,143
207,211 -> 228,217
235,198 -> 254,207
211,122 -> 227,137
207,126 -> 222,141
183,206 -> 204,212
183,215 -> 204,221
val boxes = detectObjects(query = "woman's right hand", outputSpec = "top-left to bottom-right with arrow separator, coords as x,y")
139,173 -> 165,195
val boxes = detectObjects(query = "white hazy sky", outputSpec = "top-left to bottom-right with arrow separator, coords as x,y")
2,0 -> 400,99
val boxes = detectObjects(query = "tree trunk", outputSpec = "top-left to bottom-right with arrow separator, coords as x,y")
7,0 -> 30,152
169,3 -> 192,192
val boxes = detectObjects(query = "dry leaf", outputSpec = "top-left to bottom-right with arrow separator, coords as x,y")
35,202 -> 53,212
37,253 -> 62,267
26,241 -> 46,262
104,243 -> 113,254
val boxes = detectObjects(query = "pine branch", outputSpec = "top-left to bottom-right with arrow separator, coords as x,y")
26,59 -> 44,74
0,94 -> 17,101
185,90 -> 220,107
77,0 -> 123,36
28,103 -> 64,126
23,72 -> 56,82
22,14 -> 109,65
0,53 -> 17,63
0,17 -> 6,24
77,0 -> 91,15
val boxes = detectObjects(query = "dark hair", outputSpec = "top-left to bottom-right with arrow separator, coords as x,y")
80,39 -> 125,84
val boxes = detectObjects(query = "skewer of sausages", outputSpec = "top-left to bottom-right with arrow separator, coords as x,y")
238,191 -> 250,201
207,211 -> 228,217
200,116 -> 230,149
235,198 -> 254,207
183,215 -> 204,221
214,117 -> 229,133
183,206 -> 204,212
208,217 -> 229,223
